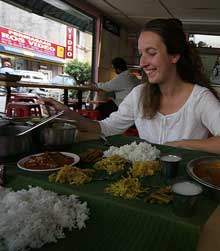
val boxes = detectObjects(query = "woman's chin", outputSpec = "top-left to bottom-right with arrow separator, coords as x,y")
148,79 -> 158,85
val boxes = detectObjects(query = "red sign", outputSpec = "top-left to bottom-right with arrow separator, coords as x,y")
66,26 -> 74,59
0,26 -> 65,58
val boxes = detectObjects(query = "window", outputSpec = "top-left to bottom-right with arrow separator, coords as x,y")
189,34 -> 220,49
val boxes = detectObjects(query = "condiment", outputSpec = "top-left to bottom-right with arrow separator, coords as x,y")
160,155 -> 181,162
172,181 -> 202,196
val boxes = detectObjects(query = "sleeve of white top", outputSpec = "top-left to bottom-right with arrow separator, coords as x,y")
196,89 -> 220,136
97,71 -> 127,92
99,85 -> 141,136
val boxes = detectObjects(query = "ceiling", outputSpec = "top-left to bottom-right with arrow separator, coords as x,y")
2,0 -> 220,35
84,0 -> 220,34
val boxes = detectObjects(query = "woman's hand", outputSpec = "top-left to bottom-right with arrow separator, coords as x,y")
39,97 -> 70,116
39,97 -> 102,134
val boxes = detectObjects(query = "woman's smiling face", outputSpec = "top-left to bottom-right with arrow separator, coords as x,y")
138,31 -> 180,85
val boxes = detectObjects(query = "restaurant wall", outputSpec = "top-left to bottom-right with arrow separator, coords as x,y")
98,27 -> 133,82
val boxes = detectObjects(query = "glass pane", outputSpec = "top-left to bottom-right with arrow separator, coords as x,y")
189,34 -> 220,49
0,1 -> 94,89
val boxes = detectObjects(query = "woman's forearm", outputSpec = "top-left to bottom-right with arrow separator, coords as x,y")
165,136 -> 220,154
63,109 -> 101,133
40,97 -> 102,134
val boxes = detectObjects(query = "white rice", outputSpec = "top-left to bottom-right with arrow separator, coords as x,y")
103,141 -> 160,162
0,186 -> 90,251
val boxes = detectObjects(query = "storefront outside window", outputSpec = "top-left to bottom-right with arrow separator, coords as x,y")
0,1 -> 94,81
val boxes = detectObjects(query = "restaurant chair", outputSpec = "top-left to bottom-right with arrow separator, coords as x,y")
9,93 -> 39,103
6,102 -> 42,117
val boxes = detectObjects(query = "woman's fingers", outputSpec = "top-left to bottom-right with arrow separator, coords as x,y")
39,97 -> 70,115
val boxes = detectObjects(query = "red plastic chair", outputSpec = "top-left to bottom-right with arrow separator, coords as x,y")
9,93 -> 39,103
6,102 -> 42,117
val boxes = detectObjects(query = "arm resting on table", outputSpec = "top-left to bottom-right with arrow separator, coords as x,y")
165,136 -> 220,154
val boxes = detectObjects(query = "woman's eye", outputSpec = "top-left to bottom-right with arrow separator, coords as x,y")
148,50 -> 156,56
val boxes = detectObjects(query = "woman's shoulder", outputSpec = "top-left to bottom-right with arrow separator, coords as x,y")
191,84 -> 219,106
122,83 -> 145,103
193,84 -> 216,98
132,83 -> 145,92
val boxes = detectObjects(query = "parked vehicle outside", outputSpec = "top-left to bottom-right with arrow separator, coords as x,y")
14,70 -> 49,95
15,70 -> 49,83
51,74 -> 76,86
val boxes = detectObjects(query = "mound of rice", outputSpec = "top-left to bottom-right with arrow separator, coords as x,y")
103,141 -> 160,162
0,186 -> 89,251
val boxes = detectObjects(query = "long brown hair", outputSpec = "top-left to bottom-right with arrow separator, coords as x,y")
139,18 -> 219,119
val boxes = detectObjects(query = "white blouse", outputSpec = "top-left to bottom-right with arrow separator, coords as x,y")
99,84 -> 220,144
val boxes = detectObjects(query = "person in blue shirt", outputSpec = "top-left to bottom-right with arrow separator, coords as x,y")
0,61 -> 15,74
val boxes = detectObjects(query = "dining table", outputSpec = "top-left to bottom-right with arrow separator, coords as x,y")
0,80 -> 100,107
3,134 -> 220,251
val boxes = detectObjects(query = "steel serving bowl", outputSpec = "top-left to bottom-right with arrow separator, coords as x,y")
186,156 -> 220,201
38,122 -> 76,150
0,118 -> 10,127
0,125 -> 33,159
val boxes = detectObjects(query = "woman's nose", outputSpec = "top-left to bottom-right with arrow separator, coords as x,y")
140,55 -> 148,68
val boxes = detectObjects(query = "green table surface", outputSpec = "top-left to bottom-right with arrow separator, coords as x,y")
3,135 -> 220,251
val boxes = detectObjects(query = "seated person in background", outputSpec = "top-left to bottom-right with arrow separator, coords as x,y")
41,18 -> 220,154
91,57 -> 140,119
0,61 -> 15,74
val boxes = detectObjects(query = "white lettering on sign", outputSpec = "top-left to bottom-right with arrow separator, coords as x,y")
28,41 -> 55,51
0,26 -> 65,58
66,26 -> 74,59
1,32 -> 25,43
8,29 -> 51,46
67,51 -> 73,57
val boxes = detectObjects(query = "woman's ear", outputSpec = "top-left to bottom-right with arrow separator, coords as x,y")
171,54 -> 181,64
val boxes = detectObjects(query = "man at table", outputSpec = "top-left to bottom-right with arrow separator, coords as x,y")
91,57 -> 140,118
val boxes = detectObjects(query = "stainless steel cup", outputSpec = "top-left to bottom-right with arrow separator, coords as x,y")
160,155 -> 182,182
171,180 -> 203,217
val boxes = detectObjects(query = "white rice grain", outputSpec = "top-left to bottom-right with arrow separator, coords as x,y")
104,141 -> 160,162
0,186 -> 90,251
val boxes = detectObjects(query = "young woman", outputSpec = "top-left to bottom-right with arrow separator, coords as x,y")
41,18 -> 220,154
